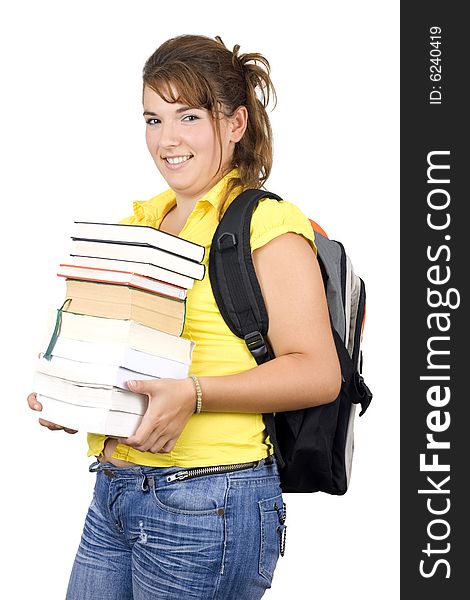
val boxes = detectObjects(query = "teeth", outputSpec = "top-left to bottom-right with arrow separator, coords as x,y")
165,155 -> 192,164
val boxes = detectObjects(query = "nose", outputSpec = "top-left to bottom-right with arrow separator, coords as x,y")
159,120 -> 180,148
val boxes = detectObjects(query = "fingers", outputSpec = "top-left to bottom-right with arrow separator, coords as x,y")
63,427 -> 78,434
38,419 -> 77,433
38,418 -> 64,431
125,411 -> 159,450
124,379 -> 189,453
37,418 -> 78,433
158,439 -> 175,454
126,379 -> 141,392
148,432 -> 172,454
29,393 -> 61,429
27,392 -> 42,411
127,427 -> 174,454
127,379 -> 159,395
125,424 -> 169,454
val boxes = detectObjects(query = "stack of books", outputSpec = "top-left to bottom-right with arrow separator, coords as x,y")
34,221 -> 205,437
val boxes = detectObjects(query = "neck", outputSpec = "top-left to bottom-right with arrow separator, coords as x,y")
172,168 -> 233,216
169,201 -> 195,224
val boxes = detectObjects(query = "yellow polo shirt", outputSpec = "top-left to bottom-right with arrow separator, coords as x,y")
87,171 -> 316,467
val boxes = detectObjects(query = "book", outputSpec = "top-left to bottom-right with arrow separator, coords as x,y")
71,240 -> 205,281
38,338 -> 190,381
37,394 -> 144,437
59,256 -> 196,290
72,221 -> 205,263
58,264 -> 187,300
34,372 -> 148,414
63,279 -> 186,336
37,354 -> 161,390
43,309 -> 195,364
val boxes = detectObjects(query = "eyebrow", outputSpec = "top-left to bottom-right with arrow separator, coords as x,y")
143,106 -> 201,117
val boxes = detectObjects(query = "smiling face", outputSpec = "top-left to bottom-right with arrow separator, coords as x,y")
143,85 -> 244,206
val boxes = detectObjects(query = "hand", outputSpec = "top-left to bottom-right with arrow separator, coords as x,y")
124,378 -> 196,453
27,392 -> 78,434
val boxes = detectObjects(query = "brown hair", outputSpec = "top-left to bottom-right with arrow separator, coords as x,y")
142,34 -> 276,218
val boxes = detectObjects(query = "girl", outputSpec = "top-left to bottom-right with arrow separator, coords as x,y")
27,34 -> 340,600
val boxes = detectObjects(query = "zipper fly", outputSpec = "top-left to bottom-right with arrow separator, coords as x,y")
166,460 -> 259,482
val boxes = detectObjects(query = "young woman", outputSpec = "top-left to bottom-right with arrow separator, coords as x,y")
27,34 -> 341,600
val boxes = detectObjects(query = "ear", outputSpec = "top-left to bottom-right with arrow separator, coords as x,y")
229,105 -> 248,143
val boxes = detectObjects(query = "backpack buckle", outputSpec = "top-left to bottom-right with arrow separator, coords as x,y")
353,372 -> 373,416
244,331 -> 270,362
217,232 -> 237,252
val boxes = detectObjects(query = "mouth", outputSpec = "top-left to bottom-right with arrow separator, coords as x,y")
162,154 -> 193,168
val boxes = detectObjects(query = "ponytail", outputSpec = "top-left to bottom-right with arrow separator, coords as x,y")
221,38 -> 276,217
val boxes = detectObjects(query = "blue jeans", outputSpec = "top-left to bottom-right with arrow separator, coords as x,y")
66,457 -> 286,599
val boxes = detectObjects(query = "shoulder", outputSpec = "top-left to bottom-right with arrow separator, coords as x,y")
250,197 -> 316,254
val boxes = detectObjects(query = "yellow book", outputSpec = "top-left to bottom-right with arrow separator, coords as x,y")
63,279 -> 186,336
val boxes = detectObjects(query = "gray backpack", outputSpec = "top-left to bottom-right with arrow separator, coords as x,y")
209,189 -> 373,494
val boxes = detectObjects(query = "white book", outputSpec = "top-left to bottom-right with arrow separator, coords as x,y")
71,240 -> 205,281
60,255 -> 195,290
34,372 -> 148,414
37,341 -> 190,383
43,309 -> 195,364
37,355 -> 161,389
72,221 -> 205,263
38,394 -> 143,437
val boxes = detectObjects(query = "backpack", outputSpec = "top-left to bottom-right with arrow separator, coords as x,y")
209,189 -> 373,494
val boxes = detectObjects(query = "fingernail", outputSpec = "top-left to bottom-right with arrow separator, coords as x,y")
128,380 -> 136,388
34,404 -> 41,410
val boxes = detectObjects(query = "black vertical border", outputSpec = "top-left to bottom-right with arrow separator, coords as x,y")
401,3 -> 467,598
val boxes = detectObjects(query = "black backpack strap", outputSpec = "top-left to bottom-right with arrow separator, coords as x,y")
209,188 -> 285,468
209,189 -> 283,365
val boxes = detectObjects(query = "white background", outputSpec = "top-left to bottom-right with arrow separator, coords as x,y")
0,1 -> 399,598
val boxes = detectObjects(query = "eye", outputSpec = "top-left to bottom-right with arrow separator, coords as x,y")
145,117 -> 161,125
182,114 -> 199,122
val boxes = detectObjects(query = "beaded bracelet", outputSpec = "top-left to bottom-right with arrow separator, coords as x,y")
189,375 -> 203,414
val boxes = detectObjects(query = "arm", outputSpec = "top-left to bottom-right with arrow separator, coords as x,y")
196,232 -> 341,411
126,232 -> 341,452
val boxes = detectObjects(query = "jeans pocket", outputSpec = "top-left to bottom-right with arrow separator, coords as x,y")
151,475 -> 227,516
258,492 -> 285,584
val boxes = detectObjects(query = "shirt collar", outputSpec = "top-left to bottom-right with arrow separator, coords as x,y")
131,169 -> 241,226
